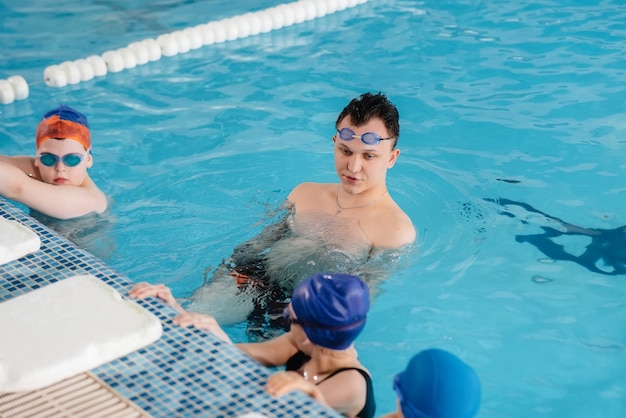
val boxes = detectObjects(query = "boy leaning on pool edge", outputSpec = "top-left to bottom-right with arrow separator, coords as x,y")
0,104 -> 107,220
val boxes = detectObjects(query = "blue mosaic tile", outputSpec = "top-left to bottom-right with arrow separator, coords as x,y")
0,197 -> 341,418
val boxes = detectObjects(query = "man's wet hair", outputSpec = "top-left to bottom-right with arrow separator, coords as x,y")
335,92 -> 400,148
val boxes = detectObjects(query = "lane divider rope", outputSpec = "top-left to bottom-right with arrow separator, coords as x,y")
0,0 -> 369,105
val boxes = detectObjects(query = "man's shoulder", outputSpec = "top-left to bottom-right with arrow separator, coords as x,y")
289,182 -> 334,198
288,182 -> 337,212
371,204 -> 416,248
392,216 -> 417,247
292,181 -> 334,191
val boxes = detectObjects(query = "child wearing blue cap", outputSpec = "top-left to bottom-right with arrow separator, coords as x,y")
0,104 -> 107,219
381,349 -> 481,418
130,272 -> 376,418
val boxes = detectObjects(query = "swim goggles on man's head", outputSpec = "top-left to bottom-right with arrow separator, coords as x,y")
37,152 -> 89,167
336,127 -> 394,145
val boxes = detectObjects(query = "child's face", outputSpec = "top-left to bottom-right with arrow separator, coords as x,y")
35,138 -> 92,186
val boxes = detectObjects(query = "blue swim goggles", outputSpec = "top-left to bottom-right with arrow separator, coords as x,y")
37,152 -> 89,167
336,127 -> 394,145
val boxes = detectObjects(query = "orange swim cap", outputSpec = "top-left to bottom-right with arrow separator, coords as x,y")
36,104 -> 91,150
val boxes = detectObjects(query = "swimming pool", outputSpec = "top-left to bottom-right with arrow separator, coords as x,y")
2,0 -> 626,416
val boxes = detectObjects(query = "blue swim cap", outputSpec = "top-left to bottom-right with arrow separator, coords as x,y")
393,349 -> 481,418
291,272 -> 369,350
42,104 -> 89,127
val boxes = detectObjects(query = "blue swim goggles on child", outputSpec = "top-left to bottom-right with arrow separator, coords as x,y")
336,127 -> 394,145
37,152 -> 89,167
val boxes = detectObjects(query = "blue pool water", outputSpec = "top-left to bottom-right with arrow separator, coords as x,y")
2,0 -> 626,416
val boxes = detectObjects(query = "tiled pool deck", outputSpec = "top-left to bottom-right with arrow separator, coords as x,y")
0,196 -> 341,417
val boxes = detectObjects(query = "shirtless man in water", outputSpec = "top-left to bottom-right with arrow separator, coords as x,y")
0,104 -> 107,220
174,92 -> 416,339
289,91 -> 415,248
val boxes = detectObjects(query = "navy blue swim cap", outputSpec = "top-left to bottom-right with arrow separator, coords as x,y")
291,272 -> 369,350
42,104 -> 89,127
36,104 -> 90,150
393,349 -> 481,418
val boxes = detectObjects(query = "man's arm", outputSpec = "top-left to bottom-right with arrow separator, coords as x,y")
229,203 -> 292,267
0,160 -> 106,220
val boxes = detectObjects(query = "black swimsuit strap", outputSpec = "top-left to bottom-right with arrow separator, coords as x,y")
315,367 -> 369,385
316,367 -> 376,418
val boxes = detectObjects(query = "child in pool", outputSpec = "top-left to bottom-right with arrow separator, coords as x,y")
130,272 -> 376,418
381,349 -> 481,418
0,104 -> 107,220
